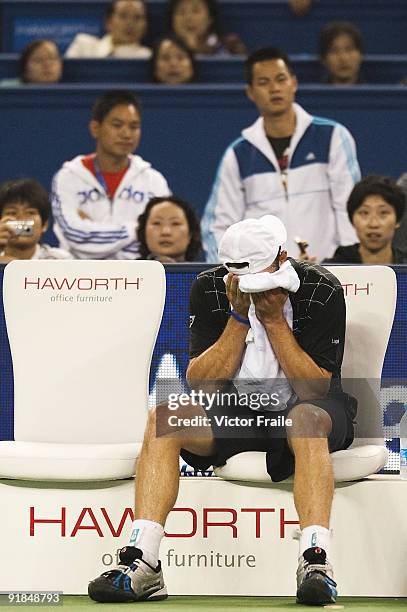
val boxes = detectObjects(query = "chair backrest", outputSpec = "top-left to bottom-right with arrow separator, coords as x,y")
3,260 -> 165,444
326,265 -> 396,445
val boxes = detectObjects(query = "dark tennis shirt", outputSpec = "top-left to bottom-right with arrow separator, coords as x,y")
189,258 -> 346,379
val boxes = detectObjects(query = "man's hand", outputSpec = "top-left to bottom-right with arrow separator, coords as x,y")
225,273 -> 250,318
0,221 -> 12,249
251,288 -> 288,325
298,252 -> 317,263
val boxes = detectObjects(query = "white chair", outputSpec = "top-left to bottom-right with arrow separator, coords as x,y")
215,265 -> 396,483
0,259 -> 165,481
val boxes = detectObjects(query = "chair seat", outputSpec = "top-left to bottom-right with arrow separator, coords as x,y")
214,445 -> 389,483
0,441 -> 141,481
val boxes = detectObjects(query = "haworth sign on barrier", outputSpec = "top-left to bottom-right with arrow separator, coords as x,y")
0,477 -> 406,596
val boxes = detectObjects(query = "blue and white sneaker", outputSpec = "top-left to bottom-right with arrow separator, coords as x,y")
88,546 -> 168,603
296,547 -> 337,605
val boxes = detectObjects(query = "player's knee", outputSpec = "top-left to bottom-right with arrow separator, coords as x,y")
287,402 -> 332,438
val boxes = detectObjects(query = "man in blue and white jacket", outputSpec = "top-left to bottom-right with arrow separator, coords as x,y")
52,90 -> 170,259
202,47 -> 360,263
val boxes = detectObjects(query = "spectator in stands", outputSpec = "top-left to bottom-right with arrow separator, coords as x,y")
0,39 -> 63,87
324,175 -> 406,264
51,90 -> 170,259
151,35 -> 196,84
0,178 -> 70,262
319,22 -> 364,85
137,196 -> 202,261
167,0 -> 247,56
65,0 -> 151,58
288,0 -> 314,17
201,47 -> 360,263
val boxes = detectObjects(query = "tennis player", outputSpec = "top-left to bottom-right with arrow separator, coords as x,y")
88,214 -> 356,605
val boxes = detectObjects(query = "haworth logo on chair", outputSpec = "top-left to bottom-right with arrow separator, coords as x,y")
341,282 -> 370,297
23,277 -> 142,291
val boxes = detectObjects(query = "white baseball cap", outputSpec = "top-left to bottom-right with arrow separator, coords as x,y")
218,215 -> 287,275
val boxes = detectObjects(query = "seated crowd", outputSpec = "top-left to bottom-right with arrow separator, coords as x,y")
0,0 -> 405,265
1,0 -> 403,86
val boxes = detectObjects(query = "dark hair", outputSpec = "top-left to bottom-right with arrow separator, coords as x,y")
137,196 -> 202,261
244,47 -> 294,84
0,178 -> 50,224
105,0 -> 147,21
347,175 -> 405,223
150,34 -> 196,83
319,21 -> 363,59
91,89 -> 142,122
19,39 -> 61,83
166,0 -> 224,39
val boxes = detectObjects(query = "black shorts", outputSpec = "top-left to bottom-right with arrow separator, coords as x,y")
180,393 -> 356,482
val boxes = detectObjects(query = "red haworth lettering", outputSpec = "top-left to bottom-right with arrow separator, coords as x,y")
70,508 -> 103,537
241,507 -> 275,538
94,278 -> 109,290
279,508 -> 299,538
341,283 -> 352,297
77,278 -> 93,291
41,278 -> 55,290
30,506 -> 66,537
24,277 -> 40,289
165,508 -> 197,538
203,508 -> 238,538
109,278 -> 123,290
355,283 -> 369,294
125,278 -> 141,289
101,507 -> 134,537
53,277 -> 76,290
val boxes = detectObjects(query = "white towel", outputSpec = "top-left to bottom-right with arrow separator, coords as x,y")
238,260 -> 300,293
232,261 -> 300,411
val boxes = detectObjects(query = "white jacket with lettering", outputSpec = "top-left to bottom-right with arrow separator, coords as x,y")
202,103 -> 360,262
51,154 -> 170,259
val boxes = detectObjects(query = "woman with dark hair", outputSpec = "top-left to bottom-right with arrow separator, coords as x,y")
166,0 -> 246,56
137,196 -> 202,262
0,39 -> 63,86
151,35 -> 196,84
324,175 -> 407,264
319,21 -> 364,85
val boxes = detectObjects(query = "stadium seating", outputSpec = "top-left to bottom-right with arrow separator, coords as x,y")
1,54 -> 407,84
0,259 -> 165,481
215,265 -> 395,482
1,0 -> 406,54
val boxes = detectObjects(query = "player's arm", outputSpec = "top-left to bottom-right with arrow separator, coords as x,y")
252,290 -> 331,400
186,274 -> 250,383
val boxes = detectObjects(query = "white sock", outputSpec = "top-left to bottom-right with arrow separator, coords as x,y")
299,525 -> 330,558
129,519 -> 164,567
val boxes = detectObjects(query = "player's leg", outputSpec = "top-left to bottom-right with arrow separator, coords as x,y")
88,401 -> 216,603
287,401 -> 337,606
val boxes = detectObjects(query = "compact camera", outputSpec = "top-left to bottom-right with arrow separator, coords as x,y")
6,220 -> 35,236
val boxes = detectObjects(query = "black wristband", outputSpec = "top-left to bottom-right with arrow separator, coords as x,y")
228,310 -> 250,325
